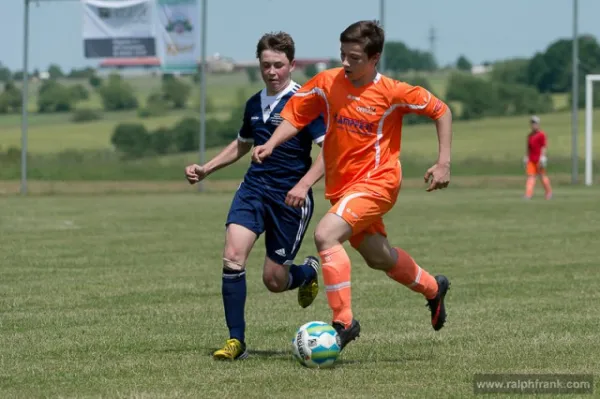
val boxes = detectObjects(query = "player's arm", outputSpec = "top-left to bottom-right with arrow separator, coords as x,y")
539,134 -> 548,166
204,138 -> 253,175
185,106 -> 253,184
285,144 -> 325,207
185,139 -> 252,184
394,83 -> 453,191
252,74 -> 326,164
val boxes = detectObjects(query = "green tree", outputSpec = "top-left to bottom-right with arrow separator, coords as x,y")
456,55 -> 472,72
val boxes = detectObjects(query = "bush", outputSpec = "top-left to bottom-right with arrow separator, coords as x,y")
0,81 -> 22,113
69,84 -> 90,102
89,75 -> 103,88
162,77 -> 191,109
37,80 -> 75,113
71,109 -> 102,123
446,72 -> 553,120
150,127 -> 175,155
98,73 -> 138,111
111,123 -> 150,158
138,93 -> 170,118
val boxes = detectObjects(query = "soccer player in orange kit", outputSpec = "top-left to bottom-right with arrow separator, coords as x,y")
252,20 -> 453,350
524,115 -> 552,200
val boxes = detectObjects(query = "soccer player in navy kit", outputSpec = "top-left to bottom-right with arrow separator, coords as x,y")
185,32 -> 326,360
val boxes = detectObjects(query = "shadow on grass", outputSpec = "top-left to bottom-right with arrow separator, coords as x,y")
203,346 -> 427,366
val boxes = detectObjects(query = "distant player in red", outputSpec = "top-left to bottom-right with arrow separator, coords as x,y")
524,116 -> 552,200
252,20 -> 453,350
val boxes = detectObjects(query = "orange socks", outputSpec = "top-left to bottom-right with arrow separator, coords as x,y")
386,248 -> 438,299
319,245 -> 353,328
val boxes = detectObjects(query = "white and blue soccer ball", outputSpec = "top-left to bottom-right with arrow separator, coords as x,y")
291,321 -> 341,368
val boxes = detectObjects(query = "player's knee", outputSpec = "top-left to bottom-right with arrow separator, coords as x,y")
223,257 -> 245,272
262,269 -> 287,292
314,227 -> 336,251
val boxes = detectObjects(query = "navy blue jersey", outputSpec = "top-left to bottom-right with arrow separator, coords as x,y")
238,81 -> 325,191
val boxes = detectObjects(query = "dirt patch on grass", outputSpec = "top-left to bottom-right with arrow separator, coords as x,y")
0,174 -> 589,196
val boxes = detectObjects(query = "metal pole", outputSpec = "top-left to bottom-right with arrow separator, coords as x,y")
571,0 -> 579,184
21,0 -> 30,196
198,0 -> 207,193
584,75 -> 593,186
379,0 -> 385,74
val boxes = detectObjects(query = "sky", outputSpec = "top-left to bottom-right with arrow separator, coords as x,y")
0,0 -> 599,72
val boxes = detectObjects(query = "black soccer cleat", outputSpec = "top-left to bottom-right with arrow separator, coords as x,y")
426,275 -> 450,331
332,319 -> 361,351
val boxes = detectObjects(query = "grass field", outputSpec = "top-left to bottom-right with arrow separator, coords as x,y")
1,186 -> 599,398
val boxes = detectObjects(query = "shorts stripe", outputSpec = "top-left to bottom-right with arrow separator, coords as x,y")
291,195 -> 312,254
335,192 -> 367,217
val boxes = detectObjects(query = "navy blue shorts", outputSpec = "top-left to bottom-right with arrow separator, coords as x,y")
225,181 -> 314,265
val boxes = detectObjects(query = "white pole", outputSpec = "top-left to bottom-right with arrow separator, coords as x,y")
585,75 -> 593,186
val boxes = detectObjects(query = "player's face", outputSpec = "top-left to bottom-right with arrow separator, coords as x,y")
340,42 -> 380,84
259,50 -> 295,95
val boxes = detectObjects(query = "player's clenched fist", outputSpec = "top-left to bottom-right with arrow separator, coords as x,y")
184,163 -> 207,184
251,145 -> 273,164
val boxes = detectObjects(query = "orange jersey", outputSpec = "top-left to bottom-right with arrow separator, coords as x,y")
280,67 -> 448,200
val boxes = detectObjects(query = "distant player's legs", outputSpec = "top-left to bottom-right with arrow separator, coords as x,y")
538,171 -> 553,199
263,189 -> 320,307
355,232 -> 449,331
525,162 -> 537,198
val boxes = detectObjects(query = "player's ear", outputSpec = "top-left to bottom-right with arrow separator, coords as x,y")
289,59 -> 296,72
371,53 -> 381,66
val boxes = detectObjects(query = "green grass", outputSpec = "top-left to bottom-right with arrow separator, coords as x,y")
1,187 -> 599,397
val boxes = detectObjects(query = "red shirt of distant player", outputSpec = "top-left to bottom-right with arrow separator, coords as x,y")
527,130 -> 547,163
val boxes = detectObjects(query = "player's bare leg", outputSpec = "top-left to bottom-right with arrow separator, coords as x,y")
356,233 -> 450,331
539,173 -> 552,199
261,256 -> 320,308
525,175 -> 536,199
213,224 -> 256,361
313,213 -> 360,350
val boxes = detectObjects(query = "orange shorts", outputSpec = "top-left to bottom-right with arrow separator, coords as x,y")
328,187 -> 398,249
526,161 -> 546,176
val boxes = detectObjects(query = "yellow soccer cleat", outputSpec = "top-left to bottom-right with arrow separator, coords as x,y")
298,256 -> 320,309
212,338 -> 248,360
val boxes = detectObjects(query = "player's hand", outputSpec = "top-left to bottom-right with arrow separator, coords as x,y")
286,183 -> 309,208
184,164 -> 207,184
252,144 -> 273,164
424,162 -> 450,192
539,155 -> 547,167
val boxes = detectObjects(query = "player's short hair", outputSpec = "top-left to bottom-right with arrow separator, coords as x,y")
340,20 -> 385,58
256,32 -> 295,62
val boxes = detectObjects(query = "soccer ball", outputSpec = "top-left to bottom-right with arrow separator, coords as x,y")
291,321 -> 341,368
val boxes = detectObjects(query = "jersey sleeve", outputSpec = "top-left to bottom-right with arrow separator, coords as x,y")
304,113 -> 326,144
237,103 -> 253,143
392,82 -> 448,120
280,73 -> 327,130
540,133 -> 547,147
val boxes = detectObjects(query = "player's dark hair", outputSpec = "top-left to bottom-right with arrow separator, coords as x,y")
256,32 -> 295,62
340,20 -> 385,58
